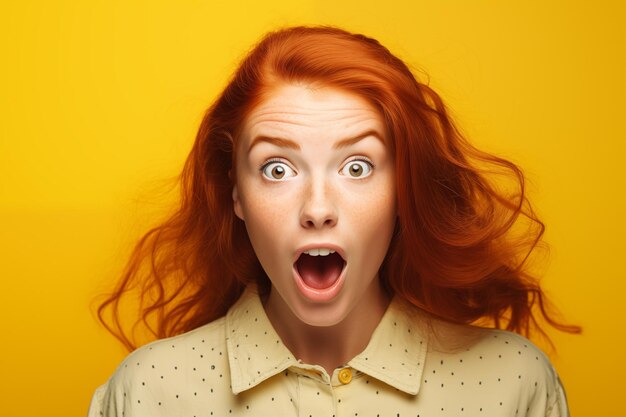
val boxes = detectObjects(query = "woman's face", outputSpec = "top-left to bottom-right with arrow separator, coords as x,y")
233,83 -> 397,327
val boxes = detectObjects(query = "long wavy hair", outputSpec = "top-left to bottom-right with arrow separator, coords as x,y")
98,26 -> 579,351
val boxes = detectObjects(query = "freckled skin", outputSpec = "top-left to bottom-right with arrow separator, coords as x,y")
232,84 -> 397,371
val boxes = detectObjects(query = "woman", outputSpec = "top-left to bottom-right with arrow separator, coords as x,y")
89,26 -> 578,416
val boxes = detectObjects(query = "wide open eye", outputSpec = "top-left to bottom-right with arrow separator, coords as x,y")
261,160 -> 296,181
340,158 -> 374,178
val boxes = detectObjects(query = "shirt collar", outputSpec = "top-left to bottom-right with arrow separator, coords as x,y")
226,287 -> 428,396
348,297 -> 428,395
226,287 -> 299,394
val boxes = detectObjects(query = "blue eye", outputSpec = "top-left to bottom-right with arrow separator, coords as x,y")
261,161 -> 296,180
340,159 -> 373,178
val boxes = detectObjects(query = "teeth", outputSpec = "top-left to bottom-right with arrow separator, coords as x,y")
304,248 -> 336,256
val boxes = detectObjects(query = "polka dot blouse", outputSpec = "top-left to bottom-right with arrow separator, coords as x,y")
88,287 -> 569,416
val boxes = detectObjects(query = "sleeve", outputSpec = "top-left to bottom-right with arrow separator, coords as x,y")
86,373 -> 133,417
87,383 -> 108,417
85,365 -> 130,417
502,332 -> 570,417
546,374 -> 570,417
524,356 -> 570,417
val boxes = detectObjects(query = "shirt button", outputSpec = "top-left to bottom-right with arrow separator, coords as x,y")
338,368 -> 352,384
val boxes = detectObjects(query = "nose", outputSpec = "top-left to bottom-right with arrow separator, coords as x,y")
299,177 -> 338,229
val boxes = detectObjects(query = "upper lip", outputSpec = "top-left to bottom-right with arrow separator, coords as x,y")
293,243 -> 347,263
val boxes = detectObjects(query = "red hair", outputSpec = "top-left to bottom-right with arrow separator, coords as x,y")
98,26 -> 579,351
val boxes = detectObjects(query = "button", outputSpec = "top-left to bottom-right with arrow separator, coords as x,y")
338,368 -> 352,384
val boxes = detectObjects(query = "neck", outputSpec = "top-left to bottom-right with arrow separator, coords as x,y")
264,280 -> 391,375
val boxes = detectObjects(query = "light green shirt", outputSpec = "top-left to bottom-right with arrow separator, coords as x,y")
88,287 -> 568,416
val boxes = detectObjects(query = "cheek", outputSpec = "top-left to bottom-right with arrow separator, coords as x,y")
347,182 -> 396,230
344,182 -> 397,262
238,188 -> 294,252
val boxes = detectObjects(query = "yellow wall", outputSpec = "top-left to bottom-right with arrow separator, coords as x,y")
1,1 -> 623,415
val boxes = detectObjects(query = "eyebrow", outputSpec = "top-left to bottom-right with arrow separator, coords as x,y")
248,129 -> 385,152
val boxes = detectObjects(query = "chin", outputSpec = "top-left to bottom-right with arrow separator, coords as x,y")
290,294 -> 355,328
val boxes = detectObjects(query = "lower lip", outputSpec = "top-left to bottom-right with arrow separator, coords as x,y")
292,263 -> 347,302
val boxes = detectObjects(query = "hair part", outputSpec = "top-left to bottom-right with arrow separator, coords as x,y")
98,26 -> 579,351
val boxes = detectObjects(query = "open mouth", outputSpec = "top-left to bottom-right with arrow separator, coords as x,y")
295,249 -> 346,290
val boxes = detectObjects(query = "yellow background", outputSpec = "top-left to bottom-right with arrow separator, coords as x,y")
1,1 -> 624,415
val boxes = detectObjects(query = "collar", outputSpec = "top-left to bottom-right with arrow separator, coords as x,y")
348,298 -> 428,395
226,287 -> 428,395
226,287 -> 299,394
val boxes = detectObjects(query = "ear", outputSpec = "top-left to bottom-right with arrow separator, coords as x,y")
232,184 -> 244,221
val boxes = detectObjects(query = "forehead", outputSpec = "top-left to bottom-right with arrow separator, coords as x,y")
240,84 -> 385,140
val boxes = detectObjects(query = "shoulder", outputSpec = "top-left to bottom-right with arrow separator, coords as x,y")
473,330 -> 561,391
116,315 -> 228,381
471,329 -> 553,371
424,326 -> 568,416
90,317 -> 229,416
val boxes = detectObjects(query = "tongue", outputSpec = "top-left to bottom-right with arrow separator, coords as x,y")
296,253 -> 344,289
